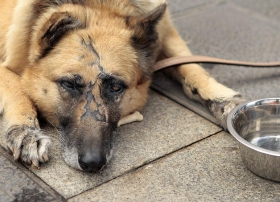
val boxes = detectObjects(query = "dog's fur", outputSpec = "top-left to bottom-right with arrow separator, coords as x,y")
0,0 -> 243,172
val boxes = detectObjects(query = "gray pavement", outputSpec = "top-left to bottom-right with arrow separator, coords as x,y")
1,0 -> 280,201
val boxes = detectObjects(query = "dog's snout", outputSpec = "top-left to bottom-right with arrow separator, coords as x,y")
78,153 -> 107,172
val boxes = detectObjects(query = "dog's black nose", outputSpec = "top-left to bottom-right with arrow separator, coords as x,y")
78,153 -> 107,172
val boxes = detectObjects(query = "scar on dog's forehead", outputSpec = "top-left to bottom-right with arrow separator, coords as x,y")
81,37 -> 100,60
80,36 -> 104,72
78,35 -> 130,84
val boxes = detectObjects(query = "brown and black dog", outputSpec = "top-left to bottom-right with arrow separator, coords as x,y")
0,0 -> 243,172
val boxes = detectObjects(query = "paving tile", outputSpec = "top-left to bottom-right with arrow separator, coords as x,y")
152,72 -> 219,125
158,2 -> 280,101
166,0 -> 217,15
69,132 -> 280,202
0,146 -> 63,202
0,90 -> 220,198
233,0 -> 280,22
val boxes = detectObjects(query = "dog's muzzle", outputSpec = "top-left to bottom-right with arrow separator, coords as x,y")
62,144 -> 113,172
78,148 -> 109,172
61,84 -> 116,172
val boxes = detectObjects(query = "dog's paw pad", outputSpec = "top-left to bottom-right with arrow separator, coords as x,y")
207,95 -> 246,129
6,126 -> 51,167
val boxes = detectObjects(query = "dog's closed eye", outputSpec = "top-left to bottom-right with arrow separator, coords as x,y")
60,80 -> 75,90
58,74 -> 85,96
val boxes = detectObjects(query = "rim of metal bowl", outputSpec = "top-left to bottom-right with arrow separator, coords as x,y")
227,98 -> 280,157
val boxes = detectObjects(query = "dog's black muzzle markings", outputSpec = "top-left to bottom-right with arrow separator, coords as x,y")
75,83 -> 112,172
59,80 -> 117,172
76,119 -> 112,172
57,38 -> 126,172
59,118 -> 113,173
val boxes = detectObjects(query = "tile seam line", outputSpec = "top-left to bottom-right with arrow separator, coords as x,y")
150,86 -> 220,125
0,145 -> 67,202
67,129 -> 223,200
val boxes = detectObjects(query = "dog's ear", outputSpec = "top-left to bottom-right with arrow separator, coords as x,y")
30,12 -> 85,63
126,4 -> 167,33
126,4 -> 167,75
41,12 -> 83,53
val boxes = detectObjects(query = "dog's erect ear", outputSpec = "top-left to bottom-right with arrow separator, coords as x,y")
30,12 -> 85,62
126,4 -> 167,33
126,4 -> 167,75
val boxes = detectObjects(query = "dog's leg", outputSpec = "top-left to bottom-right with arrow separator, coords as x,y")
0,66 -> 51,167
157,15 -> 245,128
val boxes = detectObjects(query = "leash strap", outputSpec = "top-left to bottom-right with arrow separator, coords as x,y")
154,55 -> 280,72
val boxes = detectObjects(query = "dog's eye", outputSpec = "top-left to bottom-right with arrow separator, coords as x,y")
101,77 -> 127,100
61,80 -> 75,90
110,83 -> 124,93
59,75 -> 84,92
60,80 -> 84,93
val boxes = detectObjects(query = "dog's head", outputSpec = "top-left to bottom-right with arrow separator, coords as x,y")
21,3 -> 166,172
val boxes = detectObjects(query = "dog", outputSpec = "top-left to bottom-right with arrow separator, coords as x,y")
0,0 -> 243,172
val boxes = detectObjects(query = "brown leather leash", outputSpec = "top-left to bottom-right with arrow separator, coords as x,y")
154,55 -> 280,72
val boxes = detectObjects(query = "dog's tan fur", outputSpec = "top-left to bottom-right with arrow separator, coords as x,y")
0,0 -> 243,172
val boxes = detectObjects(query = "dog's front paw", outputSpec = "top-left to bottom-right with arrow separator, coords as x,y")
5,126 -> 51,167
207,95 -> 246,129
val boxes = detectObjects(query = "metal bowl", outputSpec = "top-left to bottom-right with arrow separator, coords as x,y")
227,98 -> 280,181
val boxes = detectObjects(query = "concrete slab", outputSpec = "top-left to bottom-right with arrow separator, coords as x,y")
173,3 -> 280,100
153,2 -> 280,120
152,72 -> 219,125
167,0 -> 216,15
233,0 -> 280,22
11,90 -> 220,198
69,132 -> 280,202
0,146 -> 64,202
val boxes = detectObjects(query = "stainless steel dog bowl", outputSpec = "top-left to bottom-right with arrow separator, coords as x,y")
227,98 -> 280,181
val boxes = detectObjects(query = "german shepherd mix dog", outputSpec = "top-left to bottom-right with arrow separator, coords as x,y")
0,0 -> 243,172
